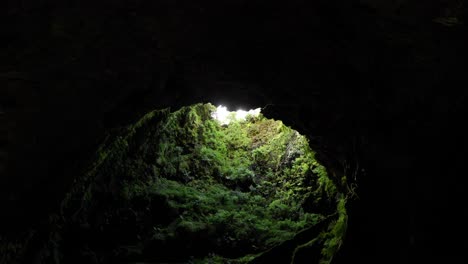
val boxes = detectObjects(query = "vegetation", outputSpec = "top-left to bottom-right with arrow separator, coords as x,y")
10,103 -> 348,263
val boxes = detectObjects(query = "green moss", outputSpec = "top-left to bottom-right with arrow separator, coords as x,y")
51,103 -> 348,263
320,196 -> 348,263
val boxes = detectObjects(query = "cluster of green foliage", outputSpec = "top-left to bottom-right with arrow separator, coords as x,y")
290,195 -> 348,264
125,177 -> 324,254
55,103 -> 347,263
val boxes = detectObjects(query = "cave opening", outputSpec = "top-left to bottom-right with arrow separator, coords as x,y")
41,103 -> 349,264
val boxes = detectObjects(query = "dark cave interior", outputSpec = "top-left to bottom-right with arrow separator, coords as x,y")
1,0 -> 468,263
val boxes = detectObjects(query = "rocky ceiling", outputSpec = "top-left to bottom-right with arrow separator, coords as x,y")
1,0 -> 467,263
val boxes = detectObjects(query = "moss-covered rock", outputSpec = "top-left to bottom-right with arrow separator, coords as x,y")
7,103 -> 349,264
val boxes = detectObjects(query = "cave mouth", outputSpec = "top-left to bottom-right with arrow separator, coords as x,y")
5,103 -> 347,264
137,103 -> 336,261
